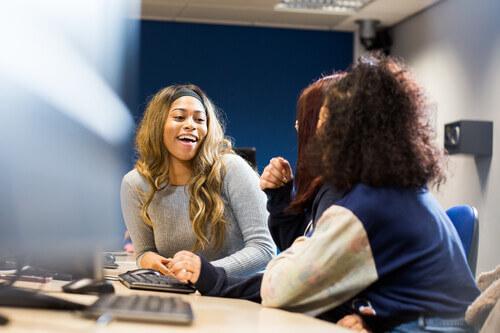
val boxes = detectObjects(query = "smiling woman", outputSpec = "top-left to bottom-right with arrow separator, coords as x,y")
162,94 -> 209,184
120,84 -> 275,281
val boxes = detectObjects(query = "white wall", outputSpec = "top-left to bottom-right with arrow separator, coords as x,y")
390,0 -> 500,273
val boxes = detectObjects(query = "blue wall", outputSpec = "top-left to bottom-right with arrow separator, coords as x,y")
136,20 -> 353,171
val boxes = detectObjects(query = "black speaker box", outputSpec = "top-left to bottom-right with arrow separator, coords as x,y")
444,120 -> 493,156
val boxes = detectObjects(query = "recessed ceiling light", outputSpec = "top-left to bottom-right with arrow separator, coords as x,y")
274,0 -> 374,15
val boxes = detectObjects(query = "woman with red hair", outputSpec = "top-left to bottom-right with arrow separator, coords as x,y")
260,74 -> 345,251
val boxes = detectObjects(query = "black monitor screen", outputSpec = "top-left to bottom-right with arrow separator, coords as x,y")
234,147 -> 257,170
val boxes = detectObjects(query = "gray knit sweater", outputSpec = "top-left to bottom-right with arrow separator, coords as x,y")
120,154 -> 276,278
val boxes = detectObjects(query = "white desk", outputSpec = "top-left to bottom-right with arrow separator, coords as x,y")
1,254 -> 352,333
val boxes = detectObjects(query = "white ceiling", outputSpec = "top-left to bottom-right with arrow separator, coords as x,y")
139,0 -> 442,31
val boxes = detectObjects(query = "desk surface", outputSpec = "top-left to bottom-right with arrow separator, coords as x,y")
1,254 -> 351,333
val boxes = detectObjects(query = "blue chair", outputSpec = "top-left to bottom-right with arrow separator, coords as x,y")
446,205 -> 479,276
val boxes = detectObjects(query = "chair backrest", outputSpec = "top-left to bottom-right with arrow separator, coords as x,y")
446,205 -> 479,276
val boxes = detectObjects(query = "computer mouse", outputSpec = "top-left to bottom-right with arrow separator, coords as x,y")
62,278 -> 115,295
104,253 -> 116,263
102,253 -> 118,269
0,313 -> 9,326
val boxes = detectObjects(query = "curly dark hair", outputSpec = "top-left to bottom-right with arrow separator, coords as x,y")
314,53 -> 446,191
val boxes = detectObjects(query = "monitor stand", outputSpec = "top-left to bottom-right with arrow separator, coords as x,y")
0,286 -> 86,311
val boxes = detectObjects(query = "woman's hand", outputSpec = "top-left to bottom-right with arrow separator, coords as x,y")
260,157 -> 293,190
167,250 -> 201,284
337,314 -> 372,333
139,251 -> 173,276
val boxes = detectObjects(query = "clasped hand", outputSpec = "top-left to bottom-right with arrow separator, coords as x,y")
260,157 -> 293,190
140,250 -> 201,284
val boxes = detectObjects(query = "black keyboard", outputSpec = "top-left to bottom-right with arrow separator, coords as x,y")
83,294 -> 193,325
0,287 -> 86,311
118,269 -> 196,294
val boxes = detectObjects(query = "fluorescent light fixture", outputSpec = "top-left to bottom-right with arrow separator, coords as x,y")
275,0 -> 374,14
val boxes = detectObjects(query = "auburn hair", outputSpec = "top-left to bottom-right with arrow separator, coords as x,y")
288,73 -> 345,213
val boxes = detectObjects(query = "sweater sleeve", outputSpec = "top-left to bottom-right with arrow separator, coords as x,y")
120,171 -> 157,266
195,256 -> 262,303
265,183 -> 310,251
210,154 -> 276,277
260,205 -> 379,316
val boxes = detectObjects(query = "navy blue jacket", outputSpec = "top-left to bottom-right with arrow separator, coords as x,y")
195,184 -> 479,332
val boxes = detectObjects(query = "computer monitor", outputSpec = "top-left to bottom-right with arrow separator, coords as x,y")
0,91 -> 131,278
234,147 -> 257,170
0,0 -> 138,279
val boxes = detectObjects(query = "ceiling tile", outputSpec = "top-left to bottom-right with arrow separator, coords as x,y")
187,0 -> 275,8
270,11 -> 347,28
142,3 -> 186,20
140,0 -> 442,31
178,5 -> 271,24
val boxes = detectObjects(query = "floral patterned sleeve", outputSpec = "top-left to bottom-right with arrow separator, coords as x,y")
260,205 -> 379,316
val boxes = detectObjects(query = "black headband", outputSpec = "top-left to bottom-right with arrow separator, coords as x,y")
171,87 -> 205,107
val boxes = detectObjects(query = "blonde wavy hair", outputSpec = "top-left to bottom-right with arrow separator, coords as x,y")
135,84 -> 232,251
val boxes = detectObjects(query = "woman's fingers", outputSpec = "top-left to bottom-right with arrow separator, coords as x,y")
259,178 -> 280,190
168,251 -> 201,284
173,250 -> 197,258
260,169 -> 285,189
337,315 -> 355,328
151,259 -> 173,276
261,169 -> 285,186
156,263 -> 173,276
337,315 -> 372,333
337,314 -> 359,328
276,157 -> 293,180
264,162 -> 286,181
140,252 -> 174,276
260,157 -> 293,190
270,157 -> 293,183
170,259 -> 197,273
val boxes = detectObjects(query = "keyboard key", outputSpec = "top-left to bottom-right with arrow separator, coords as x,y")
118,270 -> 196,294
83,294 -> 194,325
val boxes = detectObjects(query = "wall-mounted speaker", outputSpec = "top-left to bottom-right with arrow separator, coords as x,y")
444,120 -> 493,156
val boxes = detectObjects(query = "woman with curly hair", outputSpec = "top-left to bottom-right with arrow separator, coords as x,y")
261,74 -> 345,252
121,84 -> 275,280
260,55 -> 479,332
